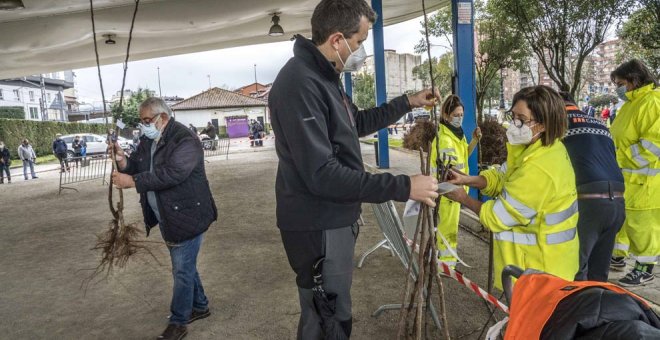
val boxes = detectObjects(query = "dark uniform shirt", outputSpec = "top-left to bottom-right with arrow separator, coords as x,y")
563,105 -> 624,190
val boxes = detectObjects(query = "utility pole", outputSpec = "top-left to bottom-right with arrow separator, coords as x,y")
253,64 -> 258,97
207,74 -> 211,89
39,74 -> 48,121
157,67 -> 163,97
499,68 -> 505,109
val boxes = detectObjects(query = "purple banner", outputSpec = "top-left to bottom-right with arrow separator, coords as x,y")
225,116 -> 249,138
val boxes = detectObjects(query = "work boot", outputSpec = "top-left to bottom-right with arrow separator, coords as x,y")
610,257 -> 626,271
188,308 -> 211,324
156,324 -> 187,340
618,269 -> 655,287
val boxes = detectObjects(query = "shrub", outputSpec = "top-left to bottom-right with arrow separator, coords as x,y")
0,119 -> 107,160
0,107 -> 25,119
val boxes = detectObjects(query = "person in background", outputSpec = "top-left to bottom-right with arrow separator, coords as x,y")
559,92 -> 625,282
17,139 -> 38,180
0,141 -> 11,184
601,105 -> 610,123
609,59 -> 660,286
52,133 -> 69,172
201,122 -> 217,140
445,85 -> 579,289
72,135 -> 85,167
430,94 -> 481,267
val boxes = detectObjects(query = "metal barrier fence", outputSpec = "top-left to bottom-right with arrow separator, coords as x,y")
365,201 -> 442,329
202,138 -> 230,160
58,155 -> 109,194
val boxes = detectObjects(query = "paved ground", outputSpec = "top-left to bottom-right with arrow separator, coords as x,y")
0,142 -> 501,340
360,140 -> 660,313
1,138 -> 655,340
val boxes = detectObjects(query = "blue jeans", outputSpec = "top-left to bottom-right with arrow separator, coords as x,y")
0,163 -> 10,181
23,160 -> 36,179
166,232 -> 209,325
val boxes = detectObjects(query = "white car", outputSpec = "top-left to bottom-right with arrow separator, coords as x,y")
60,133 -> 132,158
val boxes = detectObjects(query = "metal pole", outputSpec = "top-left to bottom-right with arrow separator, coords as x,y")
371,0 -> 389,168
344,72 -> 353,98
157,67 -> 162,97
39,74 -> 47,121
207,75 -> 211,89
452,0 -> 478,198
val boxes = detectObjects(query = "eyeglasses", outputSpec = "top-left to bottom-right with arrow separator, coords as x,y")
505,110 -> 535,128
140,112 -> 162,125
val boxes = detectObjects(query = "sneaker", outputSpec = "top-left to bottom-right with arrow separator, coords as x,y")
157,324 -> 187,340
618,269 -> 655,287
610,257 -> 626,271
188,308 -> 211,324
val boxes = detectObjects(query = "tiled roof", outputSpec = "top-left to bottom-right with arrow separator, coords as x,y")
171,87 -> 267,110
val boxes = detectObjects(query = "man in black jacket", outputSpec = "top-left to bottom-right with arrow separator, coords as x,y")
269,0 -> 439,338
560,92 -> 625,282
112,97 -> 217,340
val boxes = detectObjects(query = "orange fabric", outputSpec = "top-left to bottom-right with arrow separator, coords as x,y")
505,273 -> 650,340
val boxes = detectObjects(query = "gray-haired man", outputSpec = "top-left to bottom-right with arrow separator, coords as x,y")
111,97 -> 217,340
18,139 -> 38,180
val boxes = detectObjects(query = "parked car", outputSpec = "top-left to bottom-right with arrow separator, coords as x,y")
60,133 -> 132,159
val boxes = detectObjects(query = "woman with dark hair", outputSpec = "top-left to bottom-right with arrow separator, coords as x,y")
609,59 -> 660,286
444,85 -> 579,289
430,94 -> 481,267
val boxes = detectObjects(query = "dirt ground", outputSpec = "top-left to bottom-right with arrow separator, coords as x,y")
0,149 -> 504,340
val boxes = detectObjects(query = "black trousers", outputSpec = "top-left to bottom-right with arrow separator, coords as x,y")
574,197 -> 625,282
280,223 -> 359,340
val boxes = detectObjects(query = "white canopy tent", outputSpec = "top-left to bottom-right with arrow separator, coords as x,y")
0,0 -> 446,79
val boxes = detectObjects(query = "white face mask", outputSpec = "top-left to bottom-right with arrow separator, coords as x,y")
450,116 -> 463,128
337,37 -> 367,73
506,122 -> 539,145
615,85 -> 628,102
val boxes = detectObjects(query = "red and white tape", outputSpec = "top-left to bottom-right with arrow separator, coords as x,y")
403,236 -> 509,314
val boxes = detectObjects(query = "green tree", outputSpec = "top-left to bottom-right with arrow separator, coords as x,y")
416,1 -> 528,122
474,1 -> 529,122
412,52 -> 454,99
111,88 -> 152,127
493,0 -> 634,98
352,73 -> 376,110
618,0 -> 660,77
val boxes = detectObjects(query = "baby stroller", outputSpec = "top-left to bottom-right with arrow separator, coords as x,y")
490,266 -> 660,339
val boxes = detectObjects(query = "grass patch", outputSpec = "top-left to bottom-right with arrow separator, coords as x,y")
363,138 -> 403,148
9,154 -> 59,168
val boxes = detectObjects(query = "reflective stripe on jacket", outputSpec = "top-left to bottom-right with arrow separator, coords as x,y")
610,83 -> 660,209
480,140 -> 579,289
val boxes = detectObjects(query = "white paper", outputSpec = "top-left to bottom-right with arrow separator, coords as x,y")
116,119 -> 125,129
403,199 -> 421,217
437,182 -> 460,195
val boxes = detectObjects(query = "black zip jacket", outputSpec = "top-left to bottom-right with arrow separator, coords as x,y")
269,35 -> 411,231
120,120 -> 218,243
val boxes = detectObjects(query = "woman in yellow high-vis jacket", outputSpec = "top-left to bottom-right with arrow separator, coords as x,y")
430,95 -> 481,267
444,85 -> 579,289
609,59 -> 660,287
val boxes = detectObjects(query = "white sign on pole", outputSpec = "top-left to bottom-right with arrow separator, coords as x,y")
458,2 -> 472,24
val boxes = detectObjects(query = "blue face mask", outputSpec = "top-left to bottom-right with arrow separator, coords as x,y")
616,85 -> 628,102
139,114 -> 162,140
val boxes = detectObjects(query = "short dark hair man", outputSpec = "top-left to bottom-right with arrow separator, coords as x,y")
111,97 -> 217,340
559,91 -> 626,282
269,0 -> 439,338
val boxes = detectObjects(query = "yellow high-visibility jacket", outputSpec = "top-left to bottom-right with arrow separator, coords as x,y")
610,83 -> 660,210
430,123 -> 469,265
480,140 -> 579,289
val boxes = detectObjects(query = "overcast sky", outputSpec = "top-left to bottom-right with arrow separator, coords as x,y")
73,13 -> 450,103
